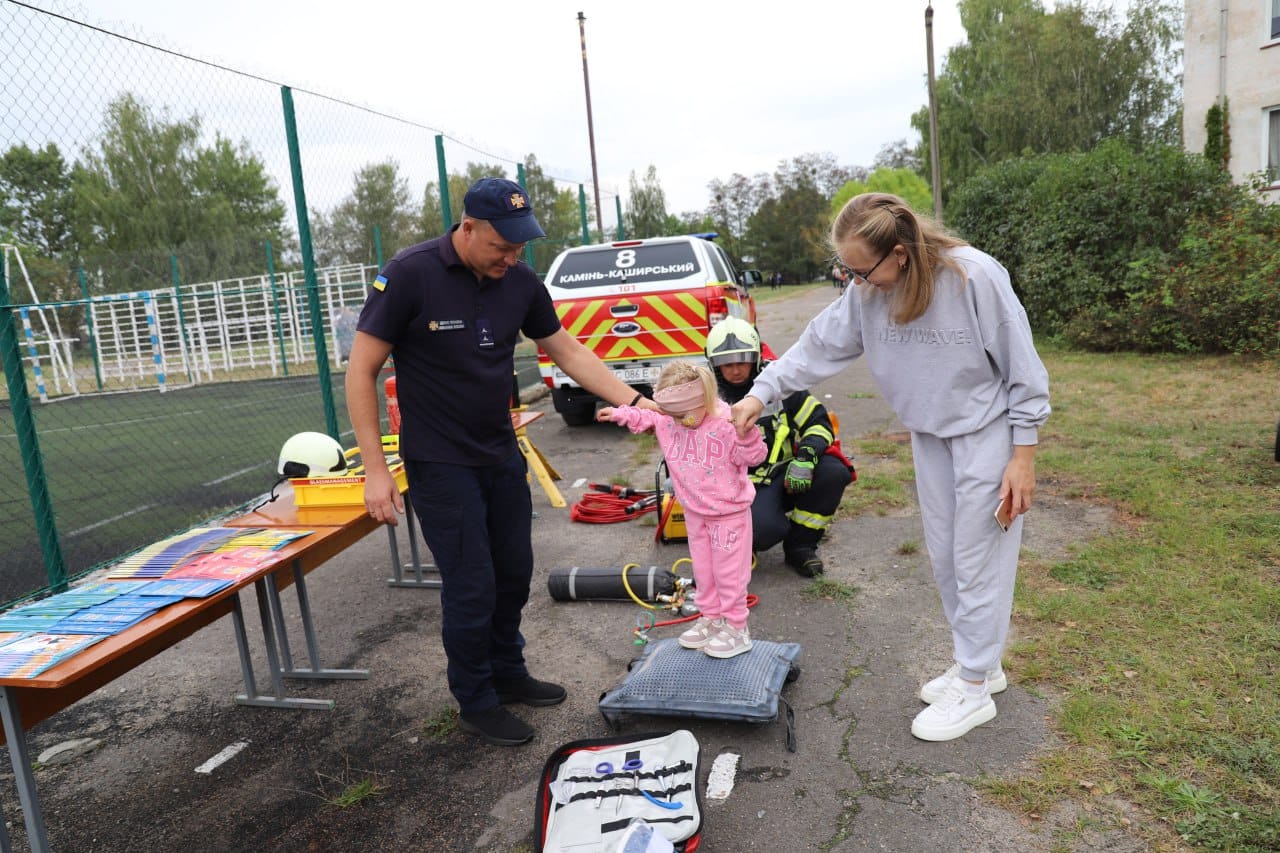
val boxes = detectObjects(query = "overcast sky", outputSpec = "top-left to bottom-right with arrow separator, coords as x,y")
53,0 -> 974,220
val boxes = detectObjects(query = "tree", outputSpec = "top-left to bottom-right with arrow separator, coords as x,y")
521,154 -> 581,274
624,165 -> 669,239
708,172 -> 770,266
311,160 -> 417,266
911,0 -> 1182,201
72,94 -> 289,292
747,183 -> 829,283
831,168 -> 933,216
420,160 -> 505,238
0,143 -> 73,259
0,142 -> 77,304
872,139 -> 921,174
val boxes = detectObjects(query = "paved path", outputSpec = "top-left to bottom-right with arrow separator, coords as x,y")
4,286 -> 1133,851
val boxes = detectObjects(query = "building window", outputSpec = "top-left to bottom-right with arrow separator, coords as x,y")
1269,107 -> 1280,185
1273,0 -> 1280,40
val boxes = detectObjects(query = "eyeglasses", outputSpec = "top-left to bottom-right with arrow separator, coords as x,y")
842,248 -> 891,284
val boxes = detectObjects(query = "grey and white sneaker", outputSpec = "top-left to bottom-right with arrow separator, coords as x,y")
704,622 -> 752,659
911,681 -> 997,741
920,663 -> 1007,704
678,616 -> 718,650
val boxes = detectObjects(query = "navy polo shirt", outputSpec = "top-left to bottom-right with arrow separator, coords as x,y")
356,227 -> 561,465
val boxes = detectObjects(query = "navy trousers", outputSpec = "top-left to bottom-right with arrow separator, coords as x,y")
752,454 -> 852,551
405,450 -> 533,713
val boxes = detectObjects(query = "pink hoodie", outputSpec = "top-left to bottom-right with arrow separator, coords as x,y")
609,400 -> 767,516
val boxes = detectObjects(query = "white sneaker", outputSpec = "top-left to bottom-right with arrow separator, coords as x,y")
704,622 -> 752,659
919,663 -> 1007,704
911,682 -> 997,741
678,616 -> 717,650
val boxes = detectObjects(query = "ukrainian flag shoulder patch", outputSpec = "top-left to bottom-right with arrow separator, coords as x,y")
373,274 -> 388,292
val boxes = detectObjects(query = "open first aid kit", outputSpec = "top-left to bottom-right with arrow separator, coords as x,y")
534,729 -> 703,852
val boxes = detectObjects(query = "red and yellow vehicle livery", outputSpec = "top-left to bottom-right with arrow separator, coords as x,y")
538,235 -> 759,425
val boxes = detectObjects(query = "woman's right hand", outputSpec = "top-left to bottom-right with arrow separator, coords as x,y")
730,396 -> 765,438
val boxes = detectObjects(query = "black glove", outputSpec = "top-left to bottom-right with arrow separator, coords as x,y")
784,446 -> 818,493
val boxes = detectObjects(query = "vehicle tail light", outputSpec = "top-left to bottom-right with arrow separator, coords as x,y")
706,291 -> 728,326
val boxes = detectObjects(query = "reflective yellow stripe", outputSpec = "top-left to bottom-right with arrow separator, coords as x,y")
768,419 -> 791,466
673,291 -> 706,316
795,397 -> 819,424
564,299 -> 608,337
790,509 -> 833,531
802,425 -> 834,445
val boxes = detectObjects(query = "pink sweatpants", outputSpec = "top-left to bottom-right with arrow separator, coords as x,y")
683,507 -> 753,629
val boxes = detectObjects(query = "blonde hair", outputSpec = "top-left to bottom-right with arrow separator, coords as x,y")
655,360 -> 719,411
830,192 -> 968,325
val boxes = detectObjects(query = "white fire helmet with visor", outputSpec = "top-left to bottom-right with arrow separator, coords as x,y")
705,317 -> 762,371
278,432 -> 348,479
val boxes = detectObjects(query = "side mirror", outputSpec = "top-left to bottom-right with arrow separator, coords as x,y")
740,269 -> 763,287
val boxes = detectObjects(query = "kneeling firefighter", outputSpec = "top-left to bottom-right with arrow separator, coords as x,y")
706,318 -> 854,576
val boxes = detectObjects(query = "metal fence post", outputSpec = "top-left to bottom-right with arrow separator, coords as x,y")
281,85 -> 340,441
265,240 -> 289,377
516,163 -> 536,268
435,134 -> 452,231
0,262 -> 66,591
169,254 -> 194,384
579,184 -> 589,245
78,267 -> 104,391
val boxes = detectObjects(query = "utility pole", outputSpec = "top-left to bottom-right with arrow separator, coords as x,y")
578,12 -> 605,239
925,4 -> 944,222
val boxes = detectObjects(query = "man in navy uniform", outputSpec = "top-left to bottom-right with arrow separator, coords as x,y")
347,178 -> 651,745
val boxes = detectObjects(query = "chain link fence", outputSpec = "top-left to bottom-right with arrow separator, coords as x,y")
0,0 -> 623,606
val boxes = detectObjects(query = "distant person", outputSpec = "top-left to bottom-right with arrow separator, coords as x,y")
598,360 -> 766,658
830,263 -> 843,289
333,304 -> 359,363
346,177 -> 657,746
730,192 -> 1050,743
706,317 -> 854,577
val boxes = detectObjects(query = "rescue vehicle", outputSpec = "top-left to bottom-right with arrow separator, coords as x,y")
537,234 -> 760,425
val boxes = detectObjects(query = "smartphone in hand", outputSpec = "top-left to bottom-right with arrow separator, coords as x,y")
994,495 -> 1013,532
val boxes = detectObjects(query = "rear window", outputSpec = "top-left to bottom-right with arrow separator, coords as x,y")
547,243 -> 700,289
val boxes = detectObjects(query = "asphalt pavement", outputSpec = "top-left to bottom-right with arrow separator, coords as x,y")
1,285 -> 1136,852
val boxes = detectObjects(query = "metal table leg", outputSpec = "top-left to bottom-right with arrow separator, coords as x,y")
268,560 -> 367,681
233,577 -> 333,711
387,499 -> 441,589
0,687 -> 49,853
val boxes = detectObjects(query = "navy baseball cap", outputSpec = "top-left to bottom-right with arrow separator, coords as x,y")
463,178 -> 546,243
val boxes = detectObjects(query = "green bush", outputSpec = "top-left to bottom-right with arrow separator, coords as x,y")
947,140 -> 1261,352
1112,198 -> 1280,354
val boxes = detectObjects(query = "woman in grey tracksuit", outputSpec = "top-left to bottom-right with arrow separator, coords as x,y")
731,192 -> 1050,742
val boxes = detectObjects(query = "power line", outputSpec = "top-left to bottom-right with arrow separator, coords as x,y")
7,0 -> 613,194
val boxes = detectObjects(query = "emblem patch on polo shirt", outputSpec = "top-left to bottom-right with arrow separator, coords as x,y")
428,319 -> 465,331
373,274 -> 388,291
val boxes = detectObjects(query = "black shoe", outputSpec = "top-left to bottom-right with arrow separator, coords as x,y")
458,706 -> 534,746
494,676 -> 567,707
784,547 -> 824,577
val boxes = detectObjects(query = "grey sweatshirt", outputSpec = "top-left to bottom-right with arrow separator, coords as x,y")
749,246 -> 1050,445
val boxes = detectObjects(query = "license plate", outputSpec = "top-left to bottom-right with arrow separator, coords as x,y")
614,365 -> 661,384
551,364 -> 660,385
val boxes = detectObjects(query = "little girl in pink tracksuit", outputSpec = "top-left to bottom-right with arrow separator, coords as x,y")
598,360 -> 766,658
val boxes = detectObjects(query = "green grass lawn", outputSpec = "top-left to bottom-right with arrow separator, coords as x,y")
843,344 -> 1279,851
994,344 -> 1279,851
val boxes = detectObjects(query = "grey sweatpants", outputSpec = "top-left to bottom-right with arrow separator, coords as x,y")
911,417 -> 1024,683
